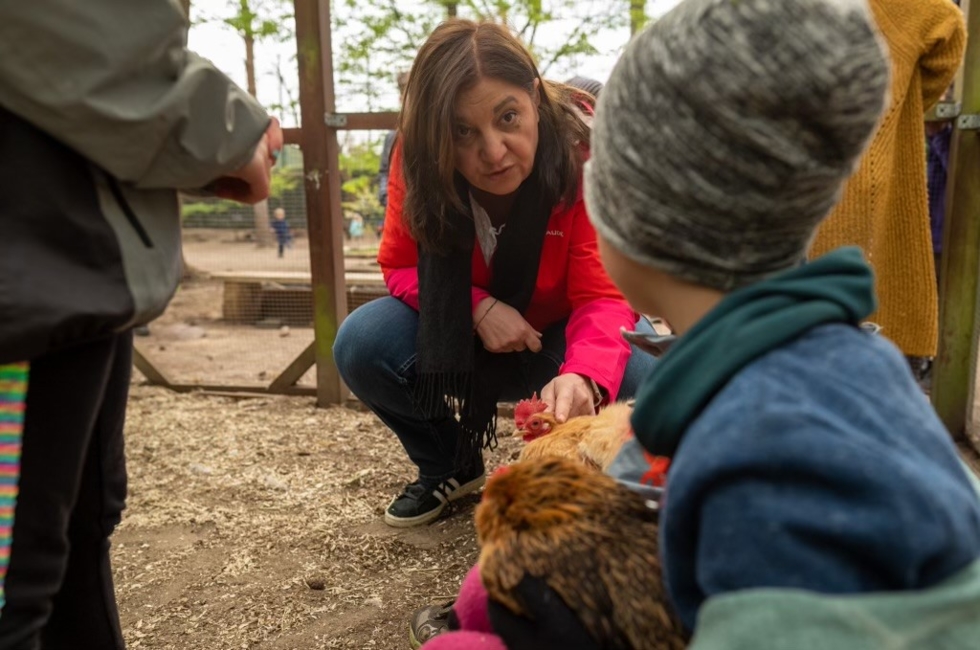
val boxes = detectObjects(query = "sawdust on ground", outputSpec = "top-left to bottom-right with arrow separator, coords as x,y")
113,385 -> 522,650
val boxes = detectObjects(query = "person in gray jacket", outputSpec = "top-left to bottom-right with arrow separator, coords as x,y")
0,1 -> 282,647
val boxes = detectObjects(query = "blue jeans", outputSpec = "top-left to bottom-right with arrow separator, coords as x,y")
333,297 -> 657,482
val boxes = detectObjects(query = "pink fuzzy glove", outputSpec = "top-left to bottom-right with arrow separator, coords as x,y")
421,565 -> 508,650
421,630 -> 508,650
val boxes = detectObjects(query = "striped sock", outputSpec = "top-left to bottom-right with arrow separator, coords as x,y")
0,363 -> 28,613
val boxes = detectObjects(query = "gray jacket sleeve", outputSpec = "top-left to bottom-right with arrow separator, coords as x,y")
0,0 -> 270,190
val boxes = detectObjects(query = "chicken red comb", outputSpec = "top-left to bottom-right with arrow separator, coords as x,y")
514,392 -> 547,428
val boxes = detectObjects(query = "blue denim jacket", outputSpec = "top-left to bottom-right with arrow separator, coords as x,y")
611,323 -> 980,632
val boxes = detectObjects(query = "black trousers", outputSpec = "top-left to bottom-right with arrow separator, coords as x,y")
0,333 -> 131,650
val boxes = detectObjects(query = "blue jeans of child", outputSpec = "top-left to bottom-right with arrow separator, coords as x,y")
333,297 -> 657,483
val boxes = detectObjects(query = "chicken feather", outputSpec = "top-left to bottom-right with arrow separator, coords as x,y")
518,402 -> 635,471
476,457 -> 687,649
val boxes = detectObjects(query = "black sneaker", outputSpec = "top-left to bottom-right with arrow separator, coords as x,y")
408,600 -> 456,648
385,468 -> 486,528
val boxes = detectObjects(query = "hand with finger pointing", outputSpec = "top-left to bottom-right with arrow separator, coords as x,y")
540,373 -> 597,423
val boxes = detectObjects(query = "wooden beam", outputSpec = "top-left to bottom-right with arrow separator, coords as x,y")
284,113 -> 398,144
294,0 -> 348,406
269,341 -> 317,391
167,384 -> 318,397
132,346 -> 173,386
326,112 -> 399,131
933,0 -> 980,442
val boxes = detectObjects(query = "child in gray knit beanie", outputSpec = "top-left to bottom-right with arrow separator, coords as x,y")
587,0 -> 890,293
592,0 -> 980,646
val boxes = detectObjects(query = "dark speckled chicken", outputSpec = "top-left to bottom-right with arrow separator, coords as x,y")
475,457 -> 687,650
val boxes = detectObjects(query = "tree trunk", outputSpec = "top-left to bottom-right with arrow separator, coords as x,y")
629,0 -> 646,35
178,0 -> 191,19
446,2 -> 457,17
245,31 -> 258,97
245,30 -> 274,247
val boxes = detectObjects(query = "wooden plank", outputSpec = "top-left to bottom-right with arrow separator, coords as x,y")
222,280 -> 262,322
286,115 -> 396,141
269,341 -> 317,391
933,0 -> 980,443
211,270 -> 313,282
329,112 -> 399,131
132,345 -> 173,386
294,0 -> 348,406
167,383 -> 318,397
210,270 -> 384,285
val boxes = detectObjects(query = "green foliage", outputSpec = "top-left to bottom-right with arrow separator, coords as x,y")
342,174 -> 373,196
450,0 -> 631,75
337,139 -> 385,224
340,140 -> 382,178
333,0 -> 442,110
215,0 -> 293,40
181,200 -> 231,218
332,0 -> 640,107
180,196 -> 256,228
270,164 -> 302,198
629,0 -> 648,34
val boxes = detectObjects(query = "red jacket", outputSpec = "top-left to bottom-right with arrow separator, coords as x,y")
378,144 -> 637,400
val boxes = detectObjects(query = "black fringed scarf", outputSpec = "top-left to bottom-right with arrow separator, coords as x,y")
415,173 -> 551,467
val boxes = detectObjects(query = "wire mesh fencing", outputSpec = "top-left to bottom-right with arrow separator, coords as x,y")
132,145 -> 387,391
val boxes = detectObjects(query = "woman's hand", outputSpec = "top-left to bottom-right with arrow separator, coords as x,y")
474,297 -> 543,353
540,373 -> 596,423
209,117 -> 284,204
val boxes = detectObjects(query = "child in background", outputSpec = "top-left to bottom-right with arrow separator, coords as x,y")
272,207 -> 291,258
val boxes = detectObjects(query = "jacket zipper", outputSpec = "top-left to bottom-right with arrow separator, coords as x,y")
106,176 -> 154,248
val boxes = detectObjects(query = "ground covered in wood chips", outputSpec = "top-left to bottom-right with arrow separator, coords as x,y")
113,385 -> 523,650
113,383 -> 980,650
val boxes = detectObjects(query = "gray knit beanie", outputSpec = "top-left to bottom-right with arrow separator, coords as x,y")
585,0 -> 890,291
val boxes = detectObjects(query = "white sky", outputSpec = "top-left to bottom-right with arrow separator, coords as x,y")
188,0 -> 683,131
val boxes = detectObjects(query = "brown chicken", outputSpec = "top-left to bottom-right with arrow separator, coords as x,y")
475,457 -> 687,650
517,402 -> 635,472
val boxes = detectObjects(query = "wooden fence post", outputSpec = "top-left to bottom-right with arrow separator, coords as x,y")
933,0 -> 980,444
294,0 -> 348,406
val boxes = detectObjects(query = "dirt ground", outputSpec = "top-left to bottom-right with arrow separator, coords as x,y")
136,230 -> 380,387
113,386 -> 524,650
181,228 -> 380,275
111,387 -> 980,650
120,229 -> 515,649
114,228 -> 980,649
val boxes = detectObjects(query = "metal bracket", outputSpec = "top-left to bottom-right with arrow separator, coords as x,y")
935,102 -> 962,119
324,112 -> 348,128
957,114 -> 980,131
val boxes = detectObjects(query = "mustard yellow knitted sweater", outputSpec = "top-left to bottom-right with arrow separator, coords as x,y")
810,0 -> 966,357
